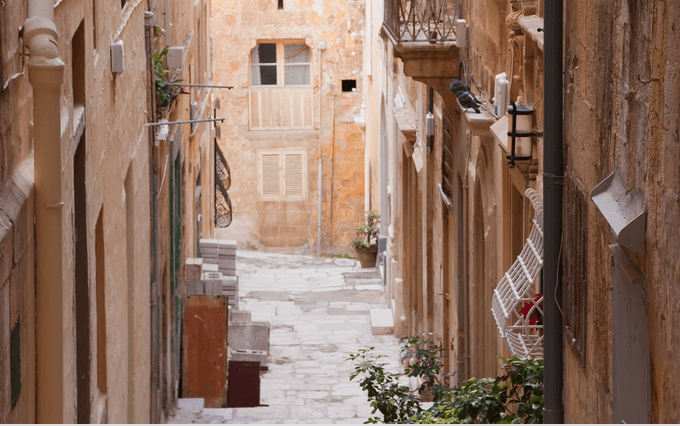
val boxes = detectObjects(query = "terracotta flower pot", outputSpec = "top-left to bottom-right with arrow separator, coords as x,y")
355,246 -> 378,268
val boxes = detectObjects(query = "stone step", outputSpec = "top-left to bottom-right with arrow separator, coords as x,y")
370,308 -> 394,335
177,398 -> 205,411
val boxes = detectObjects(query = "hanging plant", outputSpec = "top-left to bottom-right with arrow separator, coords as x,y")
154,48 -> 181,118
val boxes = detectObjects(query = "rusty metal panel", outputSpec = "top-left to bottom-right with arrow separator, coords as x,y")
227,361 -> 260,408
182,295 -> 228,408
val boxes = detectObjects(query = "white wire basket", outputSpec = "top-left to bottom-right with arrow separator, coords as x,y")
491,188 -> 544,359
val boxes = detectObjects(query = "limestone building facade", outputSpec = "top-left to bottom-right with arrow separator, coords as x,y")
363,0 -> 680,423
0,0 -> 215,422
211,0 -> 367,254
363,0 -> 545,383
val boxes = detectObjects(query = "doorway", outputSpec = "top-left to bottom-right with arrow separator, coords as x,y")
74,134 -> 91,424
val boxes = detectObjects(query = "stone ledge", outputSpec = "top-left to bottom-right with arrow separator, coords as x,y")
370,308 -> 394,335
246,129 -> 320,140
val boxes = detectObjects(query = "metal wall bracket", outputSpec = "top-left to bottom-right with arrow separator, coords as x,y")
590,172 -> 647,254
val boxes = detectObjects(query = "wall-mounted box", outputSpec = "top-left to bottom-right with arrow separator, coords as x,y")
167,46 -> 184,69
110,38 -> 124,74
456,19 -> 468,48
494,72 -> 509,117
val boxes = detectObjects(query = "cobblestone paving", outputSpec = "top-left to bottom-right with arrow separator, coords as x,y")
166,250 -> 403,424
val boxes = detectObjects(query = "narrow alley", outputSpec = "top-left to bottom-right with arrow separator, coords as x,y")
166,251 -> 402,424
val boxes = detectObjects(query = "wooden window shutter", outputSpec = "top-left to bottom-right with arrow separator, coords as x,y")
259,152 -> 282,198
283,152 -> 306,198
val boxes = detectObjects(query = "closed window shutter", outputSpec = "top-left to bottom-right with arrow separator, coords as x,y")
260,153 -> 281,198
283,152 -> 305,198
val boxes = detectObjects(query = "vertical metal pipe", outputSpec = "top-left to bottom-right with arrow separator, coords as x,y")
543,0 -> 564,423
318,157 -> 322,255
32,68 -> 65,424
317,46 -> 324,255
145,11 -> 161,423
23,0 -> 66,422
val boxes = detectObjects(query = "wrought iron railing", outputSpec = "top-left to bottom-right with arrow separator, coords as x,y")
384,0 -> 457,43
215,141 -> 233,228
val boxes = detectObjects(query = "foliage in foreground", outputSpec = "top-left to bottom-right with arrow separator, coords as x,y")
348,335 -> 543,424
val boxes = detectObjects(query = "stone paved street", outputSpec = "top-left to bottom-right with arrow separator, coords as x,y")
166,250 -> 403,424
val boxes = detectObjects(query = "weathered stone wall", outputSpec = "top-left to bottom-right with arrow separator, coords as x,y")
1,0 -> 213,422
211,0 -> 365,254
563,0 -> 680,422
0,0 -> 36,421
365,0 -> 544,385
149,0 -> 216,419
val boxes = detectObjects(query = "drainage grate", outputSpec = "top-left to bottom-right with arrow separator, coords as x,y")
563,175 -> 588,369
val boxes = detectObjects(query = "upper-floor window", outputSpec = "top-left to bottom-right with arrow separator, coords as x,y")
251,43 -> 310,86
249,42 -> 313,130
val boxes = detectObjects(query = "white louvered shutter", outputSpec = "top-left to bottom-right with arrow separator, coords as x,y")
284,152 -> 305,198
260,153 -> 282,198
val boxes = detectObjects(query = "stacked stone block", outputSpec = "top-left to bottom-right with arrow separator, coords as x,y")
185,258 -> 239,309
199,239 -> 236,276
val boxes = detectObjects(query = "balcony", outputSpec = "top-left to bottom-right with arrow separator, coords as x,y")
249,86 -> 313,131
382,0 -> 461,104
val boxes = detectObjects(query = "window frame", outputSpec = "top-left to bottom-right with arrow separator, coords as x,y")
250,41 -> 311,87
257,149 -> 308,201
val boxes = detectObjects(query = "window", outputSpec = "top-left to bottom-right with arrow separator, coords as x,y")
249,42 -> 313,129
342,79 -> 357,92
251,42 -> 310,86
257,149 -> 307,200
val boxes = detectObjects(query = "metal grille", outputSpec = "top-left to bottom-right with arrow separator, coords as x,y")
215,141 -> 233,228
384,0 -> 457,43
441,114 -> 454,200
563,175 -> 588,368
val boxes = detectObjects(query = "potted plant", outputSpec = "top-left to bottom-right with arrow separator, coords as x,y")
352,210 -> 380,268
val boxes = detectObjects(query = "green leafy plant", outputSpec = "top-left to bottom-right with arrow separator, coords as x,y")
330,252 -> 350,259
154,48 -> 181,117
348,347 -> 421,424
496,356 -> 544,424
411,357 -> 544,424
349,337 -> 544,424
352,210 -> 381,250
402,334 -> 451,404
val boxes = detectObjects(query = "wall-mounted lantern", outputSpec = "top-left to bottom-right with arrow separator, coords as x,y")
506,100 -> 542,168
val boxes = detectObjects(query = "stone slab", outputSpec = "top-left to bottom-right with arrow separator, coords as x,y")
369,308 -> 395,335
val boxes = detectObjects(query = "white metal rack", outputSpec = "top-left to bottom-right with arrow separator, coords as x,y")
491,188 -> 544,359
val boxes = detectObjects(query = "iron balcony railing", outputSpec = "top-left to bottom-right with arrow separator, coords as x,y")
215,141 -> 233,228
384,0 -> 457,43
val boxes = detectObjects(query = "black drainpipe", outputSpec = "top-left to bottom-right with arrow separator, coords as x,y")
543,0 -> 564,423
145,10 -> 161,423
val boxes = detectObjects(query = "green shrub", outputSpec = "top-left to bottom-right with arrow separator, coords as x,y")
348,348 -> 421,424
349,336 -> 544,424
410,357 -> 544,424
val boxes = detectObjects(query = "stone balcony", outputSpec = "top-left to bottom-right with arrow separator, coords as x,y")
382,0 -> 461,105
